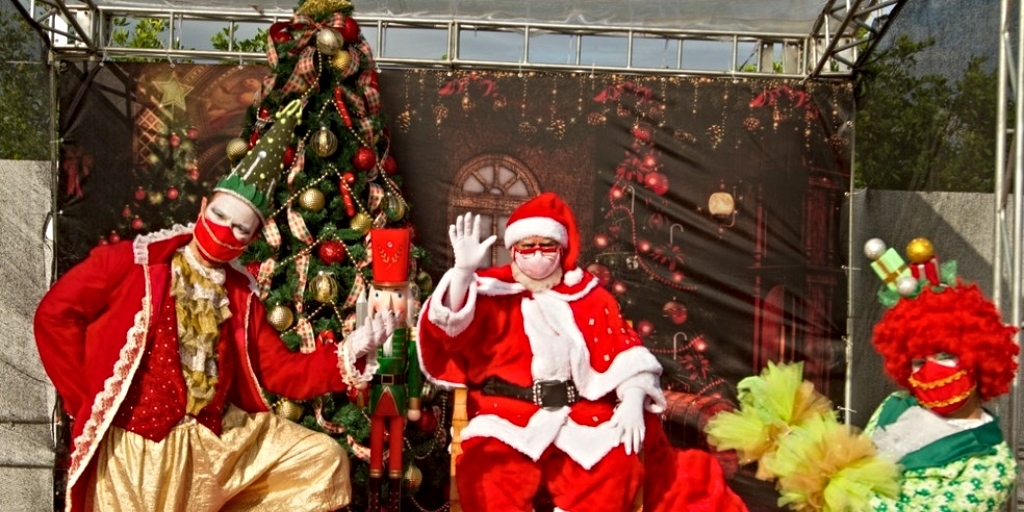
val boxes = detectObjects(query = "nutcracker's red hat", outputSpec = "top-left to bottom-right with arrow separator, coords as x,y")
504,192 -> 579,272
369,227 -> 411,286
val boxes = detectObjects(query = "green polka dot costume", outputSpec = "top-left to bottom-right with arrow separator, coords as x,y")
866,393 -> 1016,512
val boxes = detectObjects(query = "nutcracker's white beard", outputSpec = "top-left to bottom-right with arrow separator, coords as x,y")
512,262 -> 563,292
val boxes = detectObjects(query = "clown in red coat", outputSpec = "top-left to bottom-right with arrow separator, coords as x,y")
417,192 -> 747,512
33,100 -> 392,512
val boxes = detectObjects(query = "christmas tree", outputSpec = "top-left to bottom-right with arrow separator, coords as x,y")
115,101 -> 210,242
233,0 -> 448,510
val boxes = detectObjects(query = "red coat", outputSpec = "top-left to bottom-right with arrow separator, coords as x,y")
34,225 -> 349,512
417,264 -> 666,469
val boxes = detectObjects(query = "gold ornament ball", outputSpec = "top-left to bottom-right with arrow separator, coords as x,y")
310,272 -> 339,303
403,463 -> 423,492
274,399 -> 304,422
905,238 -> 934,264
299,188 -> 326,212
310,128 -> 338,158
331,50 -> 351,71
349,212 -> 372,234
316,27 -> 343,55
267,304 -> 295,331
383,194 -> 407,221
226,137 -> 249,161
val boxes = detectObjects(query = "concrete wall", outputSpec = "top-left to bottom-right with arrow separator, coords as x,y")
845,189 -> 1008,428
0,160 -> 55,511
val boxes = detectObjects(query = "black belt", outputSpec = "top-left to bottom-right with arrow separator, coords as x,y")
480,377 -> 578,410
372,374 -> 406,385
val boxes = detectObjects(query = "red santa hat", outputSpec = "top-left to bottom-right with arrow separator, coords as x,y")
504,192 -> 580,272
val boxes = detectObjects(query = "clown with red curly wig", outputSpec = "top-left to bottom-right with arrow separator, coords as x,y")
864,238 -> 1019,512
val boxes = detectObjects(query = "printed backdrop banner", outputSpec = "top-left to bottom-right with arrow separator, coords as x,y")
57,63 -> 852,409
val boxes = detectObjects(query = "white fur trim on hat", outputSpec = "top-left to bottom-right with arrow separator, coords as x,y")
504,217 -> 568,248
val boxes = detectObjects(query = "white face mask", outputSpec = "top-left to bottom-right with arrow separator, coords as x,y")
513,248 -> 562,280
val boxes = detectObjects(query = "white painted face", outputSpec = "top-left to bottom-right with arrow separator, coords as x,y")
204,193 -> 261,243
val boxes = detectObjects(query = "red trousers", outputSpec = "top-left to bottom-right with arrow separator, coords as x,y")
456,437 -> 643,512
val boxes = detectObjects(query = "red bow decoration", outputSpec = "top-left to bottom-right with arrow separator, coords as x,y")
750,85 -> 818,116
62,147 -> 93,198
438,74 -> 504,103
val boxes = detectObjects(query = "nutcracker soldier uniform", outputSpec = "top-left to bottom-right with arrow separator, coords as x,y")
364,227 -> 423,511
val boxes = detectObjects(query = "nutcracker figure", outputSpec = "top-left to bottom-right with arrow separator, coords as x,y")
365,227 -> 423,511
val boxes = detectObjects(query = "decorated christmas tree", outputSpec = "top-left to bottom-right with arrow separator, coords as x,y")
232,0 -> 448,510
116,101 -> 210,241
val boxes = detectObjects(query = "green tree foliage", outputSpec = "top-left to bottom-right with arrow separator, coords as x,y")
210,23 -> 268,54
855,35 -> 1000,191
0,10 -> 48,160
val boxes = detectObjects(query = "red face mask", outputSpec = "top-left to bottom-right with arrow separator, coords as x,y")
193,211 -> 249,263
908,359 -> 976,416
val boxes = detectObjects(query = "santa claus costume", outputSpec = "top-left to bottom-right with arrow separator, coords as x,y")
417,192 -> 746,512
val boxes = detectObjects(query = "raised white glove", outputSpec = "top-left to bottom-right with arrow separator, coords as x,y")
450,213 -> 497,273
609,387 -> 647,456
347,311 -> 397,359
447,213 -> 496,310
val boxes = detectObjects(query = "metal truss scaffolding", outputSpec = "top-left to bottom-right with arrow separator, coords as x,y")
16,0 -> 905,80
998,1 -> 1024,510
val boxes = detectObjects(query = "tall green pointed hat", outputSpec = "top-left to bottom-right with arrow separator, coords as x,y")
214,99 -> 303,222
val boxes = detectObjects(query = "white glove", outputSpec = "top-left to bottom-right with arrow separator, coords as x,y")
609,387 -> 647,456
450,213 -> 497,273
447,213 -> 496,310
347,311 -> 397,359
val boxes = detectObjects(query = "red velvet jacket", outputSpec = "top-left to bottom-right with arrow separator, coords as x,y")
33,225 -> 349,512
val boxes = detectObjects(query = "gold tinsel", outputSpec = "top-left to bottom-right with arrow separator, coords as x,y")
298,0 -> 351,18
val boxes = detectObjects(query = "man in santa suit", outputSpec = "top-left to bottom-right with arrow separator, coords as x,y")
34,100 -> 393,512
418,192 -> 747,512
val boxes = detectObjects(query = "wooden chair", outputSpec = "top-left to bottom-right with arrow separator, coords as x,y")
447,389 -> 643,512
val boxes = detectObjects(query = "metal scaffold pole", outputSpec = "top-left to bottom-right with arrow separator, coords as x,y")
997,0 -> 1024,510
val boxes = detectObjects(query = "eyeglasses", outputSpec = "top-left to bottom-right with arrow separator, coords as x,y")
514,243 -> 561,255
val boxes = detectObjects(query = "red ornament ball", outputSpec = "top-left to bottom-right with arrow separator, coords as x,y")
415,409 -> 437,433
121,206 -> 132,218
258,107 -> 271,120
586,262 -> 611,287
245,261 -> 261,277
318,240 -> 347,265
283,146 -> 297,169
134,187 -> 146,202
188,168 -> 200,181
169,133 -> 181,148
131,217 -> 144,231
341,17 -> 360,43
352,147 -> 377,171
645,172 -> 669,196
636,320 -> 655,337
186,126 -> 199,140
632,124 -> 652,142
108,232 -> 122,244
97,237 -> 109,247
382,155 -> 398,175
662,300 -> 688,325
166,187 -> 179,201
269,21 -> 292,43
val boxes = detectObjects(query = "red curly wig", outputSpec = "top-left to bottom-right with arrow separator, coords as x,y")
872,282 -> 1019,401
